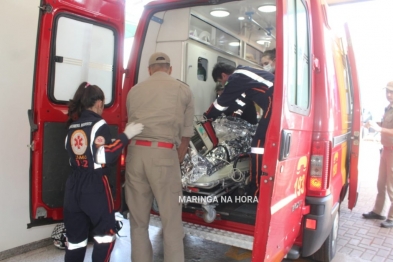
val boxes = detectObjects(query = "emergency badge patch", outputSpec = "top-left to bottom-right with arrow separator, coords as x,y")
71,130 -> 88,155
95,136 -> 105,146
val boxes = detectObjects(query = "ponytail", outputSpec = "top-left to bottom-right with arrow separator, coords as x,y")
66,82 -> 105,127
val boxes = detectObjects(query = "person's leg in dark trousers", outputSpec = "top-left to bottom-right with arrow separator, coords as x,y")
250,129 -> 265,197
250,106 -> 271,197
64,175 -> 90,262
81,175 -> 117,262
64,209 -> 90,261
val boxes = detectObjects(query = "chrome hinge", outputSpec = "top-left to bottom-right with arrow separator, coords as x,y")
27,141 -> 35,152
38,4 -> 53,13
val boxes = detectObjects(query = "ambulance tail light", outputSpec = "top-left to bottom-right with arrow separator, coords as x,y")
120,152 -> 125,166
120,149 -> 126,185
120,149 -> 125,167
308,141 -> 330,196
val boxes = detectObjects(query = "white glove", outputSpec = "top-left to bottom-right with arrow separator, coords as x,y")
124,122 -> 144,139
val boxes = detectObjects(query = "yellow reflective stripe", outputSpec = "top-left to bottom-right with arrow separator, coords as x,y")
233,69 -> 273,87
93,235 -> 116,244
67,238 -> 88,250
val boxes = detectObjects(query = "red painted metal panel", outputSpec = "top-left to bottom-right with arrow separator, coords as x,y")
345,23 -> 361,210
252,0 -> 316,260
31,0 -> 125,222
122,0 -> 360,261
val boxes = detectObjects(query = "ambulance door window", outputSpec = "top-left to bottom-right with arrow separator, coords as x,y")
245,44 -> 263,65
217,56 -> 236,67
341,38 -> 353,117
197,57 -> 208,81
49,16 -> 116,105
287,0 -> 310,114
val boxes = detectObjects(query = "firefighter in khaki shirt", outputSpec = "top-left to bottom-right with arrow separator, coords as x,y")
125,52 -> 194,262
363,81 -> 393,228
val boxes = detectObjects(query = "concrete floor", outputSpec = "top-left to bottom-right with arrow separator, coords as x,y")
3,140 -> 391,262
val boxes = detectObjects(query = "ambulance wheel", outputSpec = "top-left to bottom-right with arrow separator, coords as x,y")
202,207 -> 216,223
311,208 -> 340,262
152,198 -> 159,213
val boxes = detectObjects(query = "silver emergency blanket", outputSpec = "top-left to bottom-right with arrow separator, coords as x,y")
181,116 -> 257,186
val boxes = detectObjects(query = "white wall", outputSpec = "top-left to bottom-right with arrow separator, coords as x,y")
0,0 -> 54,252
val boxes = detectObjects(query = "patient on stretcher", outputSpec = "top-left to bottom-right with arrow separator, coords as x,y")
181,116 -> 257,189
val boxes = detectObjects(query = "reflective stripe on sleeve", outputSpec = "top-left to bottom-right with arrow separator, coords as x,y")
96,146 -> 106,164
90,120 -> 106,153
94,235 -> 116,244
235,99 -> 246,107
233,69 -> 273,88
233,109 -> 243,115
91,120 -> 106,169
213,99 -> 228,111
251,147 -> 265,154
67,238 -> 88,250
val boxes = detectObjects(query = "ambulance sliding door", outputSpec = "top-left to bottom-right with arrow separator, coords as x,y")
28,0 -> 125,227
252,0 -> 313,260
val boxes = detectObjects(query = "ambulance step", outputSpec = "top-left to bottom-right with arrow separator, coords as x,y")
149,214 -> 254,250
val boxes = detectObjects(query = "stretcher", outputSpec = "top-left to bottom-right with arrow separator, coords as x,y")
179,116 -> 256,223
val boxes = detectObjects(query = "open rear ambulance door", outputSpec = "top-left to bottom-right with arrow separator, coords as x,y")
28,0 -> 125,227
252,0 -> 313,260
344,23 -> 361,210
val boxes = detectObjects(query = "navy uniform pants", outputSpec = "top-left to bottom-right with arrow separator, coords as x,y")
64,171 -> 117,262
249,103 -> 271,197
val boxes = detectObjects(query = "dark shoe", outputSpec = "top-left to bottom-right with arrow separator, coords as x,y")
362,211 -> 386,220
381,219 -> 393,228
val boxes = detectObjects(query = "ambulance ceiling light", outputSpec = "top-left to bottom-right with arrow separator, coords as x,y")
238,16 -> 245,20
210,10 -> 230,17
256,40 -> 270,45
258,5 -> 276,13
257,36 -> 272,45
229,42 -> 240,47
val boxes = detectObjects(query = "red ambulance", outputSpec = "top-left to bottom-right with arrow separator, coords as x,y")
29,0 -> 361,261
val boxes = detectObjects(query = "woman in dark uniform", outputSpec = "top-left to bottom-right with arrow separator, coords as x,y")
64,82 -> 143,262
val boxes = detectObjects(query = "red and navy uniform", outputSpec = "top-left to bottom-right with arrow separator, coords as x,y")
222,95 -> 258,125
205,65 -> 274,196
64,110 -> 128,262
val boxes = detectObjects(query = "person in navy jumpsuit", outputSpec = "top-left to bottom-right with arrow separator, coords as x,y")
64,82 -> 143,262
204,63 -> 274,196
215,83 -> 258,125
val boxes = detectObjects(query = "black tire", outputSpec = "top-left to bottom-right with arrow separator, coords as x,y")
311,208 -> 340,262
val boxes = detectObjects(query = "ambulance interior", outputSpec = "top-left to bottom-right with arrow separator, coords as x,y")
137,0 -> 277,224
